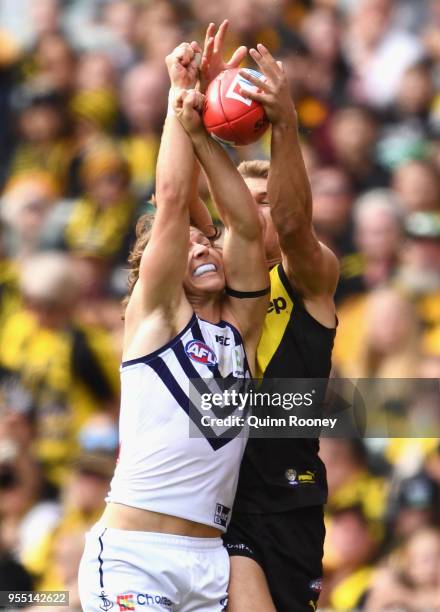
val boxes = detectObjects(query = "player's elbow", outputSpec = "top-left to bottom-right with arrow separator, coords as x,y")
155,181 -> 186,211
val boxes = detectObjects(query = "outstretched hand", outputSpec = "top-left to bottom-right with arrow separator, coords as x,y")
173,89 -> 206,136
239,44 -> 296,127
165,41 -> 202,90
199,20 -> 247,92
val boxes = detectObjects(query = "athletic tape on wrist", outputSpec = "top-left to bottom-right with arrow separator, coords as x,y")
167,87 -> 179,117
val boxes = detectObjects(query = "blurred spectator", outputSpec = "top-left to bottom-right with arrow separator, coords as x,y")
422,0 -> 440,64
0,252 -> 119,484
24,450 -> 114,594
136,1 -> 183,66
329,106 -> 390,192
377,62 -> 435,170
387,473 -> 440,539
76,52 -> 117,93
78,412 -> 118,455
0,221 -> 20,327
300,7 -> 350,107
70,89 -> 119,156
189,0 -> 225,26
337,189 -> 403,301
320,439 -> 388,523
98,0 -> 138,72
0,29 -> 20,188
335,287 -> 421,377
365,527 -> 440,610
0,427 -> 60,565
321,505 -> 380,609
392,159 -> 440,213
29,0 -> 60,37
224,0 -> 274,39
29,33 -> 77,95
0,173 -> 57,258
57,140 -> 136,261
311,166 -> 355,257
397,211 -> 440,353
8,84 -> 73,192
70,252 -> 124,345
119,62 -> 168,197
344,0 -> 425,108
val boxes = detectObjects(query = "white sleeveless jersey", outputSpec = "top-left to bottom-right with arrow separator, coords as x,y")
106,314 -> 250,531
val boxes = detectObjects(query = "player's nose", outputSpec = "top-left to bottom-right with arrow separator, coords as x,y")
192,242 -> 210,258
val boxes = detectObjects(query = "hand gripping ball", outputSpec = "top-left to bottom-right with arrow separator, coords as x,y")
203,68 -> 269,146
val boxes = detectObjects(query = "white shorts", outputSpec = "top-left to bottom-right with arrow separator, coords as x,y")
78,524 -> 229,612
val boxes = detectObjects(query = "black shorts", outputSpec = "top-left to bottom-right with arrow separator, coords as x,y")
223,505 -> 325,612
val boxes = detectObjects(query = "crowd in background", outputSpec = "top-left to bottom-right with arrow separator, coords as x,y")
0,0 -> 439,609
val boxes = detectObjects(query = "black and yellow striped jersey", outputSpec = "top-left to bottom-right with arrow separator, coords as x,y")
234,264 -> 336,512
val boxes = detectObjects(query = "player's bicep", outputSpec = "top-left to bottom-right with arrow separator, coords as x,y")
137,204 -> 189,313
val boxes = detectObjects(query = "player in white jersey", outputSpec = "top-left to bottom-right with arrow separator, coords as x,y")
78,35 -> 269,612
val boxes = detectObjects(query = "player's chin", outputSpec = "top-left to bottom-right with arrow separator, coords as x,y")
185,273 -> 225,296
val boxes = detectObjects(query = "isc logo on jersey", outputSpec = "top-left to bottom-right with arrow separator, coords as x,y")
185,340 -> 218,366
225,69 -> 265,107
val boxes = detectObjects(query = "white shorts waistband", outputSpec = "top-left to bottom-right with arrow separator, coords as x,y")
88,523 -> 224,551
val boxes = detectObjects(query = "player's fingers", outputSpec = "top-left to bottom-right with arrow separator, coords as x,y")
194,91 -> 205,112
239,70 -> 270,92
239,87 -> 266,104
256,43 -> 282,74
184,89 -> 199,108
250,47 -> 279,80
176,42 -> 196,67
173,88 -> 188,111
201,36 -> 215,74
166,43 -> 188,66
214,19 -> 229,54
256,43 -> 276,62
203,22 -> 216,52
226,46 -> 248,69
188,41 -> 202,69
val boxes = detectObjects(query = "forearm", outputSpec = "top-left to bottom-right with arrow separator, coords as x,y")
268,120 -> 313,234
187,159 -> 215,235
192,131 -> 260,238
269,121 -> 339,297
155,116 -> 194,211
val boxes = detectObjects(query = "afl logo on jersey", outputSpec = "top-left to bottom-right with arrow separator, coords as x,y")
185,340 -> 218,366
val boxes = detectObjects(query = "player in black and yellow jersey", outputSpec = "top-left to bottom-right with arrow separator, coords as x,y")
217,46 -> 339,612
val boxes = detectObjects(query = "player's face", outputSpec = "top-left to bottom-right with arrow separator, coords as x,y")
244,177 -> 281,266
183,228 -> 225,295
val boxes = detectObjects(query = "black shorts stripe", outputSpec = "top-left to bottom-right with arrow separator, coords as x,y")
97,528 -> 107,589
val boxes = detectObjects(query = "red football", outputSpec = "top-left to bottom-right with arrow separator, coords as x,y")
203,68 -> 269,147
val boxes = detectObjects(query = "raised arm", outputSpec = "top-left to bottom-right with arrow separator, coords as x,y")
240,45 -> 339,319
129,44 -> 201,321
175,90 -> 269,343
187,20 -> 247,235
